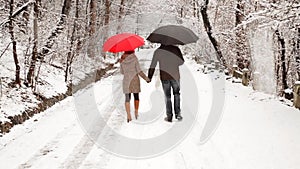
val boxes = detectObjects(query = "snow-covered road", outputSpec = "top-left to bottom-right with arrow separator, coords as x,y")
1,49 -> 300,169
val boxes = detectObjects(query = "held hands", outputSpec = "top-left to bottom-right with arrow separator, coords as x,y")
145,77 -> 151,83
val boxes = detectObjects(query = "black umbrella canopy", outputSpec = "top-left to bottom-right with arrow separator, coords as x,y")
147,25 -> 199,45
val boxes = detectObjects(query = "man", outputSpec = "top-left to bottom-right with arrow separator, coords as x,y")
148,44 -> 184,122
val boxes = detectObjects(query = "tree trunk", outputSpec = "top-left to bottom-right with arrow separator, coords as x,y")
117,0 -> 125,33
180,6 -> 184,18
83,0 -> 90,48
89,0 -> 97,37
104,0 -> 110,26
0,78 -> 2,99
9,0 -> 21,85
235,0 -> 249,70
65,0 -> 80,83
119,0 -> 125,19
27,0 -> 39,86
275,29 -> 288,92
135,14 -> 140,35
101,0 -> 111,59
193,0 -> 197,18
38,0 -> 72,60
296,28 -> 300,80
22,0 -> 30,27
200,0 -> 226,66
87,0 -> 97,58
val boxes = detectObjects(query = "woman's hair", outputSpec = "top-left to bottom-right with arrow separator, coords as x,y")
124,50 -> 135,54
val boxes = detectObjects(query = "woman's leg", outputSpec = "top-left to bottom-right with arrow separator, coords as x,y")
125,94 -> 132,122
133,93 -> 139,119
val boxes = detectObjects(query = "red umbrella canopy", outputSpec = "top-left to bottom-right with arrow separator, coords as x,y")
103,33 -> 145,53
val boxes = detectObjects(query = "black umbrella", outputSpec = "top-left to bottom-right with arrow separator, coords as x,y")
146,25 -> 199,45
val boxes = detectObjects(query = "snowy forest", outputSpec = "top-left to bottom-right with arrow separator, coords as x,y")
0,0 -> 300,128
0,0 -> 300,129
1,0 -> 300,168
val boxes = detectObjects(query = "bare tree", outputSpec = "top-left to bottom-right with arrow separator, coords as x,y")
119,0 -> 125,20
275,29 -> 288,93
9,0 -> 21,85
87,0 -> 97,58
65,0 -> 80,83
101,0 -> 111,59
296,27 -> 300,80
235,0 -> 249,70
117,0 -> 125,32
200,0 -> 226,66
0,77 -> 2,99
38,0 -> 72,60
104,0 -> 110,26
193,0 -> 200,19
26,0 -> 39,86
31,0 -> 72,91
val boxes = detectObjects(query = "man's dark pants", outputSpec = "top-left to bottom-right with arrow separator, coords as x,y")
161,80 -> 181,119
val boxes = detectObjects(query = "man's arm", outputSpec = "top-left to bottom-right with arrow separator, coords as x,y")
148,51 -> 158,80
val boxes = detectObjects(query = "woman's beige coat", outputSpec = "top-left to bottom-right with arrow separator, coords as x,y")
120,53 -> 148,94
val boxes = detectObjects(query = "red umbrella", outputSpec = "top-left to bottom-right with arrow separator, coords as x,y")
103,33 -> 144,53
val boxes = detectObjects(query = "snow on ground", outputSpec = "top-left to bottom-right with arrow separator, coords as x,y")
0,49 -> 300,169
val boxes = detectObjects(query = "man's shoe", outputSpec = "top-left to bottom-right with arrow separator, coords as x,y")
164,117 -> 172,122
175,114 -> 183,121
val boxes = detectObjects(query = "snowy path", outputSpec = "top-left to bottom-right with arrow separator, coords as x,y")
1,49 -> 300,169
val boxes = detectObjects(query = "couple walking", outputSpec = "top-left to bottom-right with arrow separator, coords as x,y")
120,44 -> 184,123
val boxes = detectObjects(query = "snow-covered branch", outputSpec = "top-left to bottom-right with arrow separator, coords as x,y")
0,1 -> 34,27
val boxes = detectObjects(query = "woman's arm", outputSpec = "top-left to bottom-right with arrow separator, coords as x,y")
135,59 -> 150,82
138,71 -> 150,82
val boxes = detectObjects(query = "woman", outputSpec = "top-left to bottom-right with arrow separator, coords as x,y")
120,50 -> 150,122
